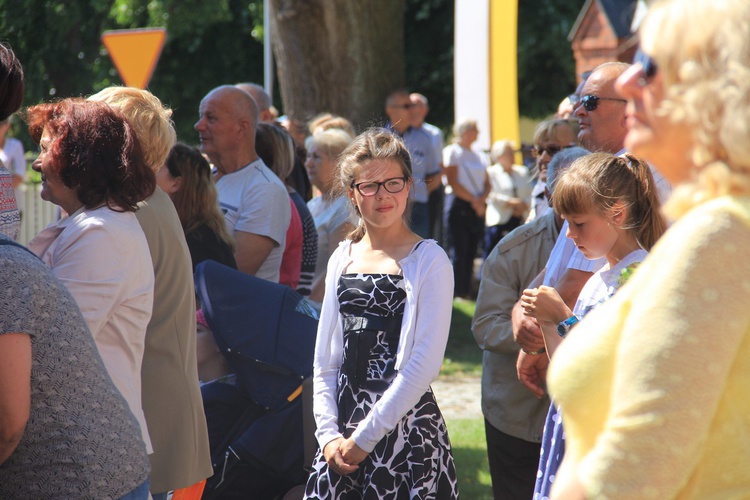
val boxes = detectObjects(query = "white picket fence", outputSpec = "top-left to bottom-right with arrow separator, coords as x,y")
18,183 -> 59,246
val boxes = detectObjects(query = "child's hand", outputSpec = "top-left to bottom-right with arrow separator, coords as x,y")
339,437 -> 368,466
323,437 -> 359,476
521,286 -> 571,325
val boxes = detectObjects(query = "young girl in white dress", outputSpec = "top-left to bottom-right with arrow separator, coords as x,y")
304,128 -> 459,499
519,152 -> 667,498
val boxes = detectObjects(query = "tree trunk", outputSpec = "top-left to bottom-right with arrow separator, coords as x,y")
269,0 -> 405,133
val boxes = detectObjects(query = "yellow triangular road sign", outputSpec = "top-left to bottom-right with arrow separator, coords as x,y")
102,28 -> 166,89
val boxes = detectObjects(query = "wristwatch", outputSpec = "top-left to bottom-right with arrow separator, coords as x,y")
522,347 -> 546,355
557,315 -> 579,338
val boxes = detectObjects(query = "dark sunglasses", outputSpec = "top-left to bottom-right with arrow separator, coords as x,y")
634,48 -> 658,84
578,94 -> 627,112
389,103 -> 413,110
352,177 -> 408,197
532,144 -> 575,158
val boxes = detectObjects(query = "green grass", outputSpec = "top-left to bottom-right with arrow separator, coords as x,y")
441,298 -> 482,378
448,418 -> 493,499
441,299 -> 493,497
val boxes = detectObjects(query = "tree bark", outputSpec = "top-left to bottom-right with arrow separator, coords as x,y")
269,0 -> 405,133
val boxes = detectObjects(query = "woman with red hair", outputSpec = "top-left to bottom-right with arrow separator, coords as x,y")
27,98 -> 157,455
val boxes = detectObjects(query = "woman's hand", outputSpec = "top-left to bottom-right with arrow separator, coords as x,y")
471,196 -> 487,217
339,437 -> 368,466
323,437 -> 359,476
508,198 -> 528,217
521,286 -> 572,325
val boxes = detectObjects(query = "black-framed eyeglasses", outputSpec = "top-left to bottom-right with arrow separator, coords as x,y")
634,48 -> 658,85
389,103 -> 413,110
579,94 -> 627,111
352,177 -> 408,197
531,144 -> 575,158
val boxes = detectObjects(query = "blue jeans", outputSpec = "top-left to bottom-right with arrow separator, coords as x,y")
151,492 -> 168,500
117,480 -> 150,500
410,201 -> 430,238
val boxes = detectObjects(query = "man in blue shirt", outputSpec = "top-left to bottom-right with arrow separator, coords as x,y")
385,90 -> 441,238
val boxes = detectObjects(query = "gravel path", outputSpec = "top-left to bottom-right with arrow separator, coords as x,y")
431,375 -> 483,421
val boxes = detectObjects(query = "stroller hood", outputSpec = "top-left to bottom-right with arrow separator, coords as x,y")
195,260 -> 318,410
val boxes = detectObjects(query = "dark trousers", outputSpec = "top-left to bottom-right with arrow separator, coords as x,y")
446,195 -> 483,298
484,419 -> 541,500
428,185 -> 445,245
483,217 -> 523,260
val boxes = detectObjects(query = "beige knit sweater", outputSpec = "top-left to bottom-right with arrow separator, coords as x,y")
549,196 -> 750,499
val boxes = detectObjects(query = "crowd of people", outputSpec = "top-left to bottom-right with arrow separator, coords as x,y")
1,0 -> 749,498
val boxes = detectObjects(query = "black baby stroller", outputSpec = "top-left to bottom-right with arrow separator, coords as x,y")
195,260 -> 319,499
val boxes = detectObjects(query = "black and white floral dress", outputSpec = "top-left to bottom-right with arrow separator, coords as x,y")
304,273 -> 459,499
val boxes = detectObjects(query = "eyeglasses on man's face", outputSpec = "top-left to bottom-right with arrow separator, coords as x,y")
389,103 -> 413,110
532,144 -> 575,158
578,94 -> 627,112
634,48 -> 658,85
352,177 -> 408,197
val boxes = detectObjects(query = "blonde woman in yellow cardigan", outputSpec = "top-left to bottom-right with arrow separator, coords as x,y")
547,0 -> 750,498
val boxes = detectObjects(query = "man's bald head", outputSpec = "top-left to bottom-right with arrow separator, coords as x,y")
573,62 -> 630,153
235,82 -> 273,122
409,93 -> 430,127
195,85 -> 260,173
206,85 -> 259,123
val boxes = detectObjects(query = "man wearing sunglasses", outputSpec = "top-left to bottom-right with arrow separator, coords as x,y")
574,62 -> 631,154
385,90 -> 441,238
575,62 -> 672,201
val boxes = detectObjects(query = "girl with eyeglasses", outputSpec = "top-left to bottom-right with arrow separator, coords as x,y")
304,128 -> 458,499
545,0 -> 750,498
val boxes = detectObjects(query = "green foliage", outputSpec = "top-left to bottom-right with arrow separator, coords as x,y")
441,298 -> 482,378
447,418 -> 493,499
1,0 -> 587,149
404,0 -> 454,133
404,0 -> 585,127
517,0 -> 584,118
147,0 -> 265,144
0,0 -> 265,149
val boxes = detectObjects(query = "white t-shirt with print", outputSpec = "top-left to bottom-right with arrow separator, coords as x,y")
216,158 -> 291,283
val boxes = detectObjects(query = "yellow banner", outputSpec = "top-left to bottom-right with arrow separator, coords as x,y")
489,1 -> 520,150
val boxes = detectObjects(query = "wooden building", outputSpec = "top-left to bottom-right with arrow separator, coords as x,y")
568,0 -> 644,82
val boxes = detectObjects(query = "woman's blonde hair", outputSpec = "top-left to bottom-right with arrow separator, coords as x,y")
88,86 -> 176,174
336,128 -> 413,242
553,152 -> 667,251
451,118 -> 478,143
305,128 -> 354,163
490,140 -> 515,164
532,119 -> 578,147
307,113 -> 356,137
165,143 -> 233,249
255,122 -> 295,183
641,0 -> 750,218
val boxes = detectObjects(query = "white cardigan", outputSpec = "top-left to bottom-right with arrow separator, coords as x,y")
312,238 -> 454,452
